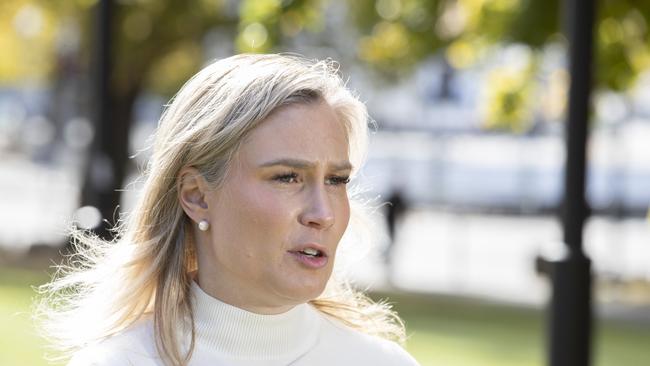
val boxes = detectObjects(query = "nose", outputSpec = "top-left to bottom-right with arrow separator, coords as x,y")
298,185 -> 335,229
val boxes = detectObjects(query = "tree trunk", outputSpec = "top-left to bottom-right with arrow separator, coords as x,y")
80,85 -> 137,240
76,0 -> 138,241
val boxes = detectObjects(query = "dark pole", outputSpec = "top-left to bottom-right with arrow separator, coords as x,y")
81,0 -> 113,239
548,0 -> 596,365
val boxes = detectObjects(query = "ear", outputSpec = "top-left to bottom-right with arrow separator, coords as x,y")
178,166 -> 210,224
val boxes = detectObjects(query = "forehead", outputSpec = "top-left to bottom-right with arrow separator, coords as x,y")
237,101 -> 351,166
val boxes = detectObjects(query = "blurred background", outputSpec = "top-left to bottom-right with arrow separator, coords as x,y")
1,0 -> 649,365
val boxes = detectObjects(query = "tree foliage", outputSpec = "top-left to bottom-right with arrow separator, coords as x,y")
236,0 -> 325,53
349,0 -> 650,92
0,0 -> 59,84
5,0 -> 649,93
347,0 -> 649,133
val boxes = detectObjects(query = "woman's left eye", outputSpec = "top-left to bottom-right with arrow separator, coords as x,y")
326,175 -> 350,186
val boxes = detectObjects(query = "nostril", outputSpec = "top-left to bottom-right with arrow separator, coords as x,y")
299,212 -> 334,229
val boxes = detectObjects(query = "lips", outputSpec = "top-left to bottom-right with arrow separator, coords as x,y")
297,247 -> 324,257
288,243 -> 329,258
288,243 -> 330,269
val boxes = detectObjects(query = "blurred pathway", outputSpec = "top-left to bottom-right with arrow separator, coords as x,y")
347,208 -> 650,313
0,156 -> 78,252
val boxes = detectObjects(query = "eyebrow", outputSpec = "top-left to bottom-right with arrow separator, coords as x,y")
258,158 -> 353,172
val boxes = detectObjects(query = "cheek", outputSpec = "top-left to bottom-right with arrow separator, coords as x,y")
335,193 -> 351,235
219,183 -> 294,246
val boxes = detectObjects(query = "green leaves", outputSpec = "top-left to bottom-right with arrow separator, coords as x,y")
236,0 -> 325,53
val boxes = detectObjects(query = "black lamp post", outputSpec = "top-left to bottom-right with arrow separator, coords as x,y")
548,0 -> 596,365
81,0 -> 115,239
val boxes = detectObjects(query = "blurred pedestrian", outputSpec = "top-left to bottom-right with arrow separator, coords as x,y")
36,54 -> 419,366
384,189 -> 408,279
386,190 -> 407,244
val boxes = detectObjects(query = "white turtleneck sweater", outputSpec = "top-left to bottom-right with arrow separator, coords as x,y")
69,282 -> 420,365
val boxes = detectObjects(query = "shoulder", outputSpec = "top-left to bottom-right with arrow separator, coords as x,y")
312,312 -> 420,366
67,319 -> 160,366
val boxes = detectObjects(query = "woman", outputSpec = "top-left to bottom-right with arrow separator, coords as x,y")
38,54 -> 419,365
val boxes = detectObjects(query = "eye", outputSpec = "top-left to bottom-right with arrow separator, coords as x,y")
326,175 -> 350,186
272,172 -> 299,184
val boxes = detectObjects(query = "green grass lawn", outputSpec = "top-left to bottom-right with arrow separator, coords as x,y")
0,267 -> 59,366
373,290 -> 650,366
2,266 -> 649,365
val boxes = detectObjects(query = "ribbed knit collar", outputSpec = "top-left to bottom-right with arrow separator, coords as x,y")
190,281 -> 321,362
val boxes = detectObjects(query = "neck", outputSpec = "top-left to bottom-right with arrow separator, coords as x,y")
195,271 -> 295,315
190,281 -> 321,362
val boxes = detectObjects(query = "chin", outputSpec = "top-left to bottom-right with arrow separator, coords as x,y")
305,281 -> 328,300
283,278 -> 329,304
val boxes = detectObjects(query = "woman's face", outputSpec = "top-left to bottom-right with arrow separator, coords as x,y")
197,101 -> 352,314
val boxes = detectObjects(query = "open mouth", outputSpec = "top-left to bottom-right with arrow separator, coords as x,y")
298,248 -> 324,258
289,246 -> 329,268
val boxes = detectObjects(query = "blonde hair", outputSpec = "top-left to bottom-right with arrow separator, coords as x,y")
36,54 -> 405,365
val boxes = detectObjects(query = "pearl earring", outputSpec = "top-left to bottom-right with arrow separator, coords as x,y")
198,220 -> 210,231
